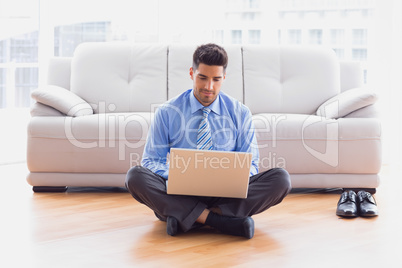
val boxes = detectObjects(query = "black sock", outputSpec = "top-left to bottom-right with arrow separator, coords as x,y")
205,212 -> 254,238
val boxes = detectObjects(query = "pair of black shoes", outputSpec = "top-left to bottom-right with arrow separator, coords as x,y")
336,190 -> 378,217
166,214 -> 255,239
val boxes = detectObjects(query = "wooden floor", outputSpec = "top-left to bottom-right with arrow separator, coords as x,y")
1,162 -> 401,268
1,107 -> 402,267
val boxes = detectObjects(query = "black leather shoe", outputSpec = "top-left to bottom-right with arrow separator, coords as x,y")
242,217 -> 255,239
336,190 -> 358,217
357,190 -> 378,217
166,216 -> 179,236
205,212 -> 255,239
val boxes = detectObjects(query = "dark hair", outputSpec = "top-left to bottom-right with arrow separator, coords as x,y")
192,43 -> 228,72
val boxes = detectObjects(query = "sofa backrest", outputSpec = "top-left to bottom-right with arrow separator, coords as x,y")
242,45 -> 341,114
70,42 -> 168,113
58,43 -> 350,115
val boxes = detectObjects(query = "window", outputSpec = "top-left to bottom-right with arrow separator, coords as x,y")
248,30 -> 261,44
352,29 -> 367,46
0,69 -> 5,108
0,40 -> 6,62
0,32 -> 39,108
54,22 -> 111,57
352,49 -> 367,61
0,0 -> 379,109
231,30 -> 242,44
248,0 -> 260,9
330,29 -> 345,45
0,0 -> 39,109
10,32 -> 38,63
309,29 -> 322,44
14,67 -> 38,107
288,29 -> 302,44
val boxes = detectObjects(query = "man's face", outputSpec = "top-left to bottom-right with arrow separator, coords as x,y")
190,63 -> 226,107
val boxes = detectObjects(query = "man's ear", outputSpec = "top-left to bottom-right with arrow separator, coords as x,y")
189,67 -> 194,80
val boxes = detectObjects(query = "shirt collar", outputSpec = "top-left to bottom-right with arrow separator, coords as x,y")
190,89 -> 221,115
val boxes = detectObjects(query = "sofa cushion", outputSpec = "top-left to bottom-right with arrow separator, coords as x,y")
243,46 -> 340,114
27,112 -> 382,175
27,113 -> 152,173
316,87 -> 378,119
252,113 -> 382,174
31,85 -> 93,117
71,43 -> 168,113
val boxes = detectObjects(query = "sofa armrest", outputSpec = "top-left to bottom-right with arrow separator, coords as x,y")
316,87 -> 378,119
31,85 -> 93,117
343,103 -> 381,118
30,102 -> 65,117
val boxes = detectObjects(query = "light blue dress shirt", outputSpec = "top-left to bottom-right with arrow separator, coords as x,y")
141,89 -> 259,179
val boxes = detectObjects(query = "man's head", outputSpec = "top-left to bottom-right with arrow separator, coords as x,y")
190,44 -> 228,106
192,43 -> 228,72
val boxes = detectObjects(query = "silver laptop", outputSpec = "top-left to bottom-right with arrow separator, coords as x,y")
167,148 -> 252,198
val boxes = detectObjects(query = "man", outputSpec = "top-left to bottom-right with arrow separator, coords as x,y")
125,43 -> 291,239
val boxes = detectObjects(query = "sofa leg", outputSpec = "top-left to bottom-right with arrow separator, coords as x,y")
32,186 -> 68,193
343,188 -> 376,194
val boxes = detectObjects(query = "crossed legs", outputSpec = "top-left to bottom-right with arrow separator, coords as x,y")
125,166 -> 291,237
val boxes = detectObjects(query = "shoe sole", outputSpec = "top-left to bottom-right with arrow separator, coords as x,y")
167,217 -> 178,236
336,211 -> 358,218
360,212 -> 378,217
243,217 -> 255,239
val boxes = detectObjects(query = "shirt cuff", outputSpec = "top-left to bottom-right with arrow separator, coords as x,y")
158,170 -> 169,180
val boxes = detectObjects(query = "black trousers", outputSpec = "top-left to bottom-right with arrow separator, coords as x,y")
125,166 -> 291,232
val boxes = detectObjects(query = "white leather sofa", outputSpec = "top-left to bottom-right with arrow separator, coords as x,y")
27,43 -> 381,192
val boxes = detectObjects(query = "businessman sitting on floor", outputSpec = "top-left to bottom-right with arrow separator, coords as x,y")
125,43 -> 291,239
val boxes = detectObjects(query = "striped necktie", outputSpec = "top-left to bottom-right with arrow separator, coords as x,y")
197,108 -> 213,150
